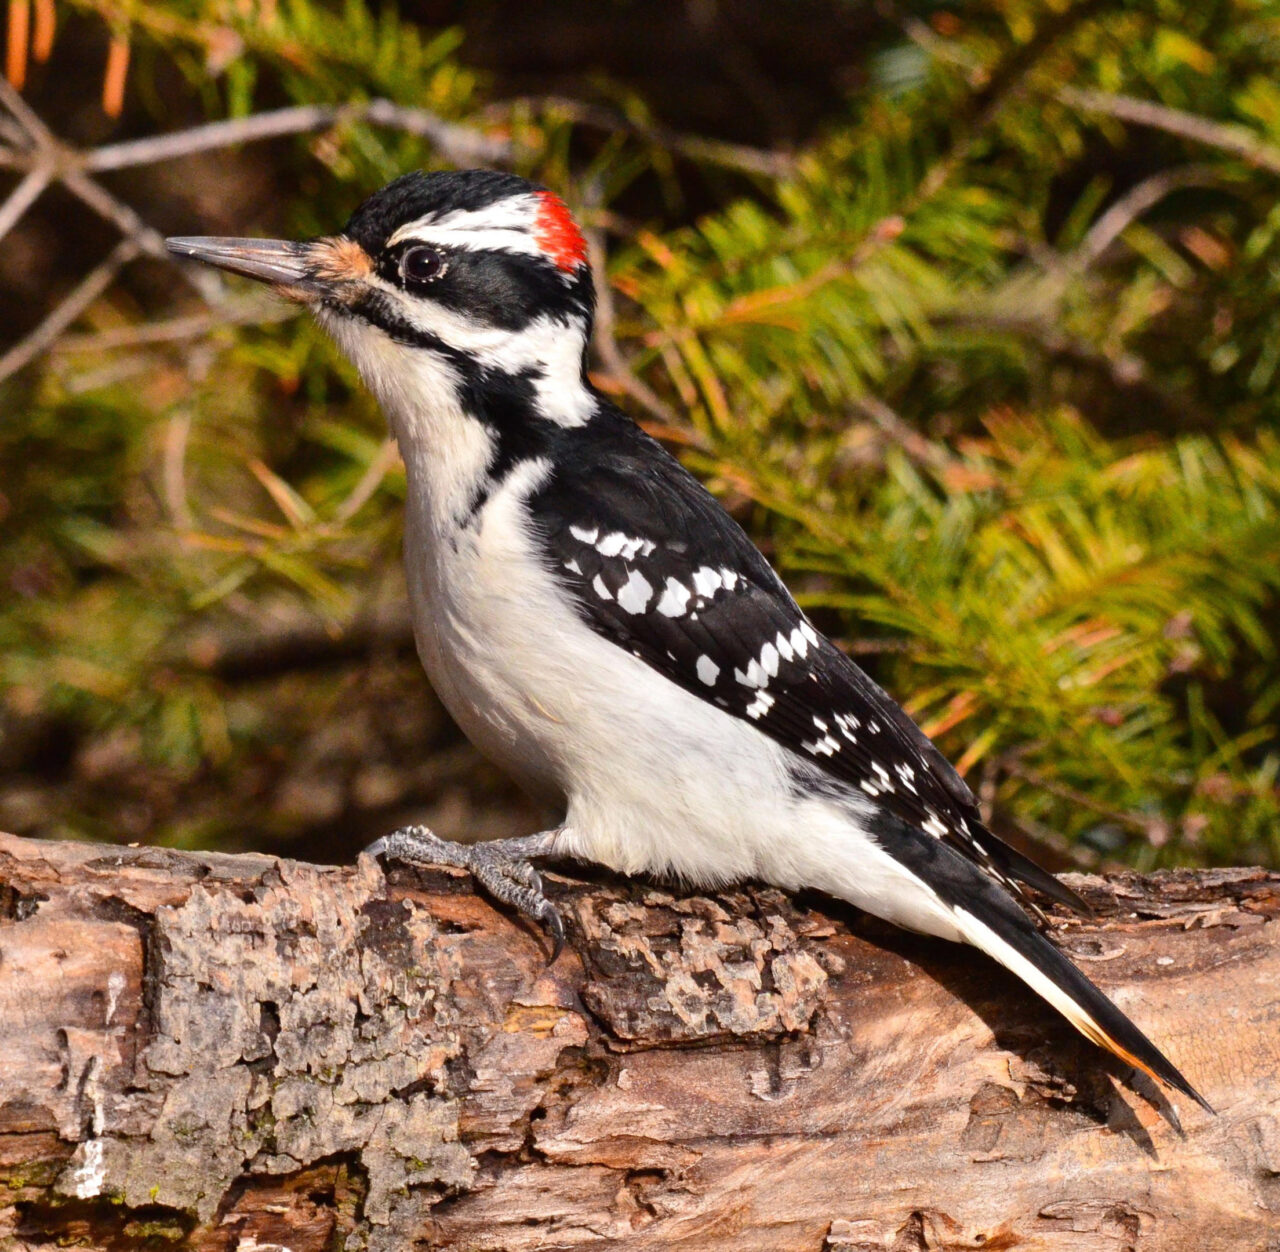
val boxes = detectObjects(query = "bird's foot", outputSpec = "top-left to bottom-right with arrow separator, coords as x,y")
364,825 -> 566,962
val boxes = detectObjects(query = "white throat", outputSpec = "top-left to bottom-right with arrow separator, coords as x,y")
316,307 -> 489,531
315,305 -> 593,532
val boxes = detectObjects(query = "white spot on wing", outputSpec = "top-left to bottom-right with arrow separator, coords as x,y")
745,691 -> 775,719
804,737 -> 839,757
922,810 -> 949,839
692,567 -> 723,598
592,574 -> 613,601
616,568 -> 654,614
760,642 -> 780,678
596,532 -> 628,557
570,523 -> 599,543
656,578 -> 692,617
696,655 -> 720,686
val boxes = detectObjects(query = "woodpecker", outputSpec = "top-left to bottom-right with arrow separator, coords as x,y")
168,169 -> 1210,1114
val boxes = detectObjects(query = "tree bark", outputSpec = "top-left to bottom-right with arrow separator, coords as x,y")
0,831 -> 1277,1251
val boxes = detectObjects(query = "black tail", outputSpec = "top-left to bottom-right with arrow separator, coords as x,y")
880,813 -> 1213,1114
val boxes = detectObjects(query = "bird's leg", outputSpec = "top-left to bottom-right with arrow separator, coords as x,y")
364,826 -> 567,960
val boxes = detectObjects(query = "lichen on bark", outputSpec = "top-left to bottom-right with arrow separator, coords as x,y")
1,834 -> 1278,1250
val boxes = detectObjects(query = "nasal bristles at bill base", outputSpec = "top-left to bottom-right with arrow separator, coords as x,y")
533,190 -> 588,272
310,236 -> 375,283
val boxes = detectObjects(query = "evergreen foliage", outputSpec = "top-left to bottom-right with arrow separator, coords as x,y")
1,0 -> 1277,867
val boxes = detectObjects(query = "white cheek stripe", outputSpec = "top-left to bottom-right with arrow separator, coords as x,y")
340,278 -> 594,429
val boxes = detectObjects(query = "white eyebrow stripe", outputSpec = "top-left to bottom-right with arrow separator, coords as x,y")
422,198 -> 540,233
385,225 -> 547,261
386,197 -> 543,249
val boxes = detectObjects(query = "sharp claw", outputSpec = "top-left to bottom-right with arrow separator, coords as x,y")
368,827 -> 566,963
540,901 -> 566,966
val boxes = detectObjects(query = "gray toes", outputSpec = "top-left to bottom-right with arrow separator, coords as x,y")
471,860 -> 564,963
364,826 -> 451,867
366,828 -> 566,962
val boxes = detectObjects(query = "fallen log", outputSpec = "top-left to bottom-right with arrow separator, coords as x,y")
0,830 -> 1276,1250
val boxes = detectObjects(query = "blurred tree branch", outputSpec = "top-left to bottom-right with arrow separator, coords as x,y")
1060,86 -> 1280,176
0,84 -> 516,382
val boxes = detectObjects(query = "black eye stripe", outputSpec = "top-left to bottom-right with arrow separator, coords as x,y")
367,240 -> 595,330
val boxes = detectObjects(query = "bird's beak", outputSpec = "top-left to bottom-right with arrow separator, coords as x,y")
165,236 -> 317,296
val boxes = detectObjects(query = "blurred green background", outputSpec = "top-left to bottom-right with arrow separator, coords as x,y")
1,0 -> 1277,872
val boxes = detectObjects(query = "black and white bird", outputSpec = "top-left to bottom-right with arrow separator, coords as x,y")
168,169 -> 1209,1113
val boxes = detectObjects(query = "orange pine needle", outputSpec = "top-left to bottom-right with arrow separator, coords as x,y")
6,0 -> 29,91
101,32 -> 129,117
31,0 -> 52,62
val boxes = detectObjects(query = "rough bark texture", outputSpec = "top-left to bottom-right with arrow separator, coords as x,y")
0,831 -> 1277,1251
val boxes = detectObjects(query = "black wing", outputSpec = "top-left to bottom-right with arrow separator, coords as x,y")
529,407 -> 1084,916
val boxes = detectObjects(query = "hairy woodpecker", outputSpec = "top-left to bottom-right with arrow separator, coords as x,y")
168,169 -> 1210,1113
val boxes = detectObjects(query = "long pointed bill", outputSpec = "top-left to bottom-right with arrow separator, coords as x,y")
166,236 -> 314,291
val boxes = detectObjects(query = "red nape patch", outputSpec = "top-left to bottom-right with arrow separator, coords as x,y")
533,190 -> 588,272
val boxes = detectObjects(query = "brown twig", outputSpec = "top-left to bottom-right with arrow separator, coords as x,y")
1060,86 -> 1280,176
1000,754 -> 1166,844
584,220 -> 680,429
57,166 -> 223,301
497,95 -> 794,180
52,298 -> 292,354
1071,164 -> 1222,271
0,73 -> 214,304
0,84 -> 520,379
84,98 -> 511,173
851,393 -> 953,472
933,308 -> 1206,425
0,68 -> 45,136
911,0 -> 1110,204
0,161 -> 49,240
0,237 -> 140,380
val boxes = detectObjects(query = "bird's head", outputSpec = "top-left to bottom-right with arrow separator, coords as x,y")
167,170 -> 598,439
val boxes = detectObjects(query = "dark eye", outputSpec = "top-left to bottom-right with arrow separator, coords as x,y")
400,245 -> 446,286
